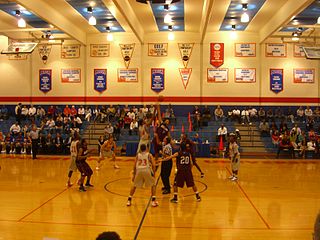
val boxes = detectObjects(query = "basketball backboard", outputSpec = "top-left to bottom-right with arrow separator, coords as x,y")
1,42 -> 38,54
302,46 -> 320,59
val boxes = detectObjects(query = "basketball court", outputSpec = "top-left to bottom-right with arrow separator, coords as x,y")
0,155 -> 319,240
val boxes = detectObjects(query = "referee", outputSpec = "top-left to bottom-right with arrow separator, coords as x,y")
29,125 -> 39,159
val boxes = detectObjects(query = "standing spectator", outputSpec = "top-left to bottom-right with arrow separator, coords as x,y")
192,106 -> 201,130
217,123 -> 228,142
214,105 -> 224,121
296,106 -> 304,122
29,125 -> 40,159
15,103 -> 22,124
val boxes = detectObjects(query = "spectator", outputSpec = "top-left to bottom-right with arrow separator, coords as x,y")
0,105 -> 8,120
305,106 -> 313,121
289,130 -> 298,149
104,123 -> 114,139
248,106 -> 258,122
85,106 -> 92,122
306,116 -> 315,132
193,106 -> 201,130
271,130 -> 280,147
78,105 -> 85,120
276,132 -> 294,158
10,122 -> 21,137
201,105 -> 211,124
15,102 -> 22,124
93,105 -> 100,122
63,105 -> 71,117
74,115 -> 83,128
232,108 -> 241,123
148,104 -> 155,116
129,119 -> 139,135
217,123 -> 228,142
28,104 -> 36,121
266,108 -> 274,122
36,106 -> 46,120
4,132 -> 14,154
21,105 -> 28,121
45,118 -> 55,134
297,130 -> 307,158
214,105 -> 224,121
290,123 -> 301,135
137,108 -> 145,121
314,107 -> 320,122
286,107 -> 295,123
127,108 -> 136,121
308,128 -> 317,142
107,104 -> 116,120
47,105 -> 56,119
164,104 -> 176,123
46,133 -> 55,154
55,114 -> 63,133
279,120 -> 288,134
0,131 -> 4,152
259,119 -> 269,137
258,107 -> 266,121
141,105 -> 148,116
241,108 -> 250,125
70,105 -> 77,118
296,106 -> 304,122
54,132 -> 64,154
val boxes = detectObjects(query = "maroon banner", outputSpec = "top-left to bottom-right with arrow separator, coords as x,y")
210,43 -> 224,68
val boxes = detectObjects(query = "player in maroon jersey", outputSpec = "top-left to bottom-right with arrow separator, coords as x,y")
161,142 -> 201,203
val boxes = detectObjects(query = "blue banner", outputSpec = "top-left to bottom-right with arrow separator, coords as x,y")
270,69 -> 283,94
151,68 -> 165,93
39,69 -> 52,93
94,69 -> 107,93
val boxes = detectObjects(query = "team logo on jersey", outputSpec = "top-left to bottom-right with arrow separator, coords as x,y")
119,43 -> 135,69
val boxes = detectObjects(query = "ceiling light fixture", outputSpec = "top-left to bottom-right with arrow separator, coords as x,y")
87,6 -> 96,26
164,13 -> 172,24
240,3 -> 249,23
291,31 -> 300,41
168,25 -> 174,41
15,10 -> 26,28
231,24 -> 236,31
317,16 -> 320,24
106,26 -> 113,41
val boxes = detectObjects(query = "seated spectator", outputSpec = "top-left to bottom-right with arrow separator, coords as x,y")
104,123 -> 114,139
28,104 -> 36,121
290,123 -> 301,135
148,105 -> 155,117
129,119 -> 139,135
258,107 -> 266,121
55,114 -> 63,133
259,120 -> 269,137
45,118 -> 56,134
10,122 -> 21,137
192,133 -> 203,144
39,133 -> 47,153
55,105 -> 62,116
63,105 -> 71,117
47,105 -> 56,119
127,108 -> 136,121
93,105 -> 100,122
296,106 -> 304,123
21,105 -> 28,121
276,132 -> 294,158
124,115 -> 132,129
36,106 -> 46,120
227,109 -> 233,122
164,104 -> 176,123
46,133 -> 55,154
70,105 -> 77,118
137,108 -> 145,121
307,139 -> 316,152
241,108 -> 250,125
78,105 -> 85,120
132,106 -> 138,115
306,116 -> 315,132
0,131 -> 4,152
275,107 -> 284,121
74,115 -> 83,128
305,106 -> 313,121
217,123 -> 227,142
0,105 -> 9,120
85,106 -> 92,122
297,130 -> 307,158
4,132 -> 14,154
266,108 -> 274,122
232,108 -> 241,123
308,128 -> 317,142
271,130 -> 280,147
201,105 -> 211,124
314,107 -> 320,121
107,104 -> 116,121
141,105 -> 148,116
63,134 -> 72,154
286,107 -> 295,123
123,104 -> 130,114
54,132 -> 64,154
14,132 -> 25,154
214,105 -> 224,121
289,130 -> 298,149
279,120 -> 288,134
248,107 -> 258,122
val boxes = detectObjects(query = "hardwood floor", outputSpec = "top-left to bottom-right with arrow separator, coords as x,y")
0,154 -> 319,240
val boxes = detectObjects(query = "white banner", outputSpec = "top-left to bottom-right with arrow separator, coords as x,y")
120,43 -> 135,69
265,43 -> 286,57
235,43 -> 256,57
61,68 -> 81,83
207,68 -> 228,83
235,68 -> 256,83
118,68 -> 138,82
293,44 -> 305,57
179,68 -> 192,89
90,44 -> 110,57
178,43 -> 194,68
293,69 -> 314,83
148,43 -> 168,57
61,44 -> 80,59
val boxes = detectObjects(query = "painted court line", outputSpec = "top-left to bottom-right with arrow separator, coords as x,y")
225,167 -> 271,229
18,188 -> 68,222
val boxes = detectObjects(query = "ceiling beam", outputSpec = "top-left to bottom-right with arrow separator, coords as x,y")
199,0 -> 214,43
15,0 -> 87,45
0,28 -> 58,33
259,0 -> 314,43
102,0 -> 144,43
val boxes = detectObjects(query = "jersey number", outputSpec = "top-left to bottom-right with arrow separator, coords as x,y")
180,156 -> 190,165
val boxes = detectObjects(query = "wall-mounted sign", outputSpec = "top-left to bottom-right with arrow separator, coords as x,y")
61,44 -> 80,59
293,69 -> 315,83
151,68 -> 165,92
90,44 -> 110,57
39,69 -> 52,93
235,43 -> 256,57
118,68 -> 138,82
38,44 -> 52,64
119,43 -> 135,68
235,68 -> 256,83
94,69 -> 107,93
8,54 -> 27,60
148,43 -> 168,57
293,44 -> 305,58
61,68 -> 81,83
270,69 -> 283,94
210,43 -> 224,68
179,68 -> 192,89
265,43 -> 287,57
207,68 -> 228,83
178,43 -> 194,68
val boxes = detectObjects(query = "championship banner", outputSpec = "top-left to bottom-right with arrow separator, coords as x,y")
207,68 -> 228,83
235,43 -> 256,57
270,69 -> 283,94
148,43 -> 168,57
179,68 -> 192,89
38,44 -> 52,64
39,69 -> 52,93
265,43 -> 286,57
293,44 -> 305,58
119,43 -> 135,69
94,69 -> 107,93
178,43 -> 194,68
293,69 -> 315,83
90,44 -> 110,57
235,68 -> 256,83
61,44 -> 80,59
61,68 -> 81,83
210,43 -> 224,68
118,68 -> 138,82
151,68 -> 165,92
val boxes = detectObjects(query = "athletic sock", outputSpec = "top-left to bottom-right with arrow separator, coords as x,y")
128,196 -> 132,201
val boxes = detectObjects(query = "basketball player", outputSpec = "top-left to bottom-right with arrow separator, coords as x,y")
126,144 -> 158,207
162,143 -> 201,203
76,138 -> 94,192
228,133 -> 240,181
97,135 -> 119,170
137,118 -> 151,153
66,133 -> 80,187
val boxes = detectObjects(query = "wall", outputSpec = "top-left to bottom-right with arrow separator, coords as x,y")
0,32 -> 319,106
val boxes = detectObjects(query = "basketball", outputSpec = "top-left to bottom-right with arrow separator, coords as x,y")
158,95 -> 164,102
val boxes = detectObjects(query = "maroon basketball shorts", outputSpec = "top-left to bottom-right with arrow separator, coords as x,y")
175,168 -> 194,188
76,160 -> 93,176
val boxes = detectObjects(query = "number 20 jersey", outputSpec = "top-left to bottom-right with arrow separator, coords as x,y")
176,151 -> 192,171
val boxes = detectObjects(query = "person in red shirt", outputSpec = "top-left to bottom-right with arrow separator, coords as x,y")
63,105 -> 71,117
70,105 -> 77,117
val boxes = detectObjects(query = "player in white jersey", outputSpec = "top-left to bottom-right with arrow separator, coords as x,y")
126,144 -> 158,207
66,133 -> 80,187
228,133 -> 240,181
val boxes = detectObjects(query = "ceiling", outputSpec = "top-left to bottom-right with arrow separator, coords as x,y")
0,0 -> 318,45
